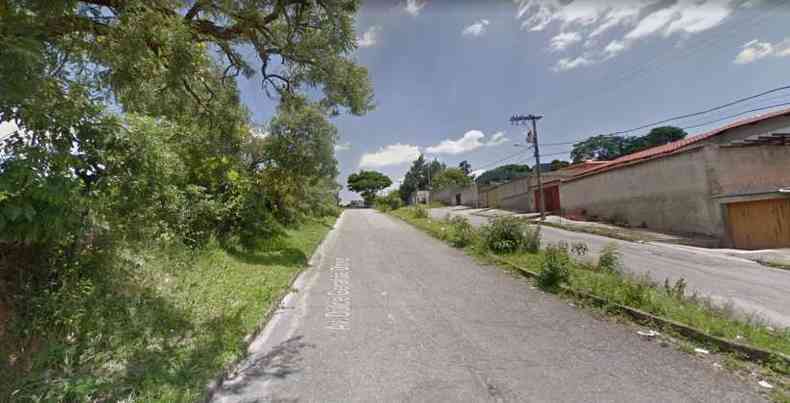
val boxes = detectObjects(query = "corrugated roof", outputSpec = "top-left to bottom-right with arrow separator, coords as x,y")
568,106 -> 790,179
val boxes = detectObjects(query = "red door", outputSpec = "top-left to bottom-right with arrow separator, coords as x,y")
534,185 -> 561,212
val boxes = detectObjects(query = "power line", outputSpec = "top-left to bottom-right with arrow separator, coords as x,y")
605,84 -> 790,136
679,101 -> 790,131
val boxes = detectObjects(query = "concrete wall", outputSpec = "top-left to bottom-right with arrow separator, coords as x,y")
431,184 -> 479,207
461,184 -> 479,207
430,187 -> 458,205
559,113 -> 790,238
708,145 -> 790,197
560,147 -> 724,236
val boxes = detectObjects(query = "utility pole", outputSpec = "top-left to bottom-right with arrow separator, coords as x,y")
510,114 -> 545,220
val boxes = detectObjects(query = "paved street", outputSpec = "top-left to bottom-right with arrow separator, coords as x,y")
211,209 -> 765,402
431,206 -> 790,329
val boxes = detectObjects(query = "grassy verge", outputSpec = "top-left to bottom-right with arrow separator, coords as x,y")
756,259 -> 790,271
1,216 -> 336,402
389,206 -> 790,398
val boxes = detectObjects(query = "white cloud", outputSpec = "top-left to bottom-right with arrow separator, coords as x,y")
553,55 -> 593,72
334,142 -> 351,152
515,0 -> 737,71
488,132 -> 509,146
549,31 -> 581,51
734,38 -> 790,64
426,130 -> 509,155
358,26 -> 381,48
360,144 -> 420,168
603,40 -> 626,57
462,19 -> 490,37
405,0 -> 425,16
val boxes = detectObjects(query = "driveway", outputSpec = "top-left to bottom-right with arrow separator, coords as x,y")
210,209 -> 765,402
431,206 -> 790,328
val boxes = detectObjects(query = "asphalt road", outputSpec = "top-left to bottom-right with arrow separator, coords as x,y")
210,209 -> 765,402
431,206 -> 790,329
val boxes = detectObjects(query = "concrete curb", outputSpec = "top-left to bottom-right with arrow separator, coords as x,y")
202,214 -> 342,402
487,253 -> 790,368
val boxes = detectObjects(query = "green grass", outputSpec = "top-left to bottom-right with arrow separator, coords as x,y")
1,217 -> 336,402
756,259 -> 790,271
390,207 -> 790,364
503,252 -> 790,357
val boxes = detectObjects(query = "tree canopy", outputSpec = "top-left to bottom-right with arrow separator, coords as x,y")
475,164 -> 531,185
570,126 -> 686,163
398,154 -> 445,202
1,0 -> 374,245
347,170 -> 392,206
432,168 -> 472,191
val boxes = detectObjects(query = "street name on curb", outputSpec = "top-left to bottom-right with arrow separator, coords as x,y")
325,257 -> 351,331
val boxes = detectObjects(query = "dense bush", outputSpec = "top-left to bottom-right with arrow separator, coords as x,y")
375,191 -> 403,212
537,244 -> 571,290
597,243 -> 623,274
481,217 -> 540,254
446,216 -> 476,248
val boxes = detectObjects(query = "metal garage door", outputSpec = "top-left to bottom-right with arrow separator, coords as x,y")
726,198 -> 790,249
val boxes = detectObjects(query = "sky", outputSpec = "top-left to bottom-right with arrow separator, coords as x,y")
311,0 -> 790,202
6,1 -> 785,201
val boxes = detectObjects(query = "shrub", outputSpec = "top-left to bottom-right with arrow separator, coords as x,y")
446,216 -> 476,248
481,217 -> 539,254
413,205 -> 429,219
597,243 -> 622,274
524,225 -> 541,253
374,191 -> 403,212
664,277 -> 688,300
537,244 -> 571,290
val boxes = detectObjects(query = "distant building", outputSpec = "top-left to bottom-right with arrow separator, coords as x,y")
410,190 -> 430,205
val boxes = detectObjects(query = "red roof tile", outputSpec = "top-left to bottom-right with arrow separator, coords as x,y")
568,106 -> 790,179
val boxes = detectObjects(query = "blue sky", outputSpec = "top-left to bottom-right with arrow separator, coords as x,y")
237,0 -> 790,202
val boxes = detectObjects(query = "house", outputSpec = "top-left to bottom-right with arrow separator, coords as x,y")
560,108 -> 790,249
431,184 -> 479,207
410,190 -> 431,205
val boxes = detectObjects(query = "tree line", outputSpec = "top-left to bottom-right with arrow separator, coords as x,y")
0,0 -> 372,340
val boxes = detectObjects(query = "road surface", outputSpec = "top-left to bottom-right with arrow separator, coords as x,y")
210,209 -> 765,402
431,206 -> 790,329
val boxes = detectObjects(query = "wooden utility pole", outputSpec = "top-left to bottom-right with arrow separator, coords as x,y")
510,114 -> 545,220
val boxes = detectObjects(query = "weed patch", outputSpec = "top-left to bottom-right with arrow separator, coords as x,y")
1,218 -> 336,402
480,217 -> 540,254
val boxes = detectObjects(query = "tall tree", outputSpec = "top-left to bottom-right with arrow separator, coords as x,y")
0,1 -> 375,256
347,170 -> 392,207
433,168 -> 472,191
398,154 -> 446,202
458,160 -> 472,176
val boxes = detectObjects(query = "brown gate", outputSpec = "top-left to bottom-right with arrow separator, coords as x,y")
534,185 -> 561,212
726,198 -> 790,249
